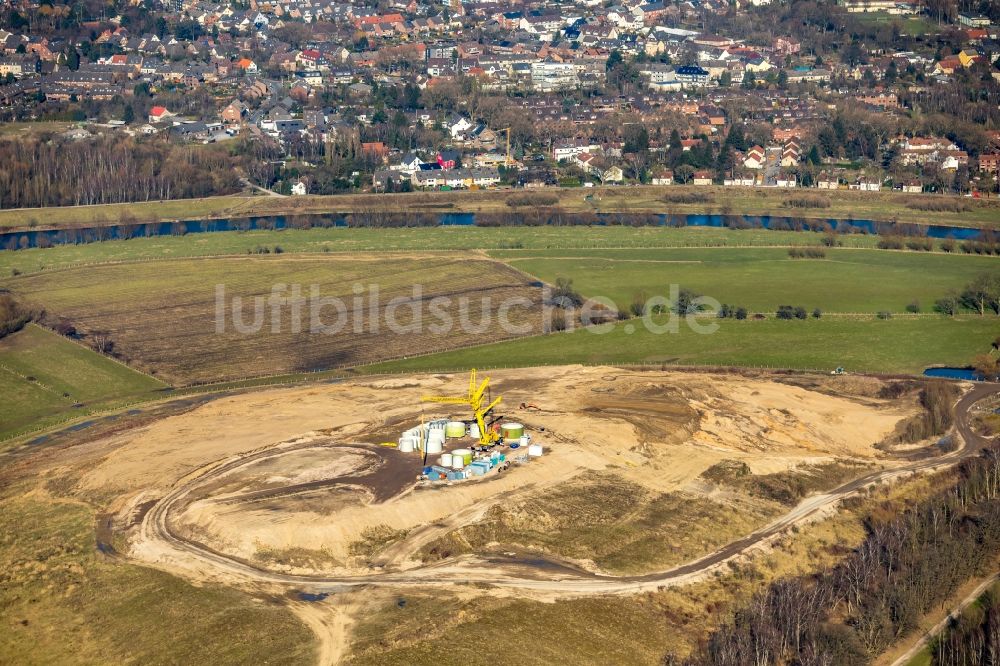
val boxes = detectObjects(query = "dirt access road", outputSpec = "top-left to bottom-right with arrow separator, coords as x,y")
888,572 -> 1000,666
133,381 -> 1000,596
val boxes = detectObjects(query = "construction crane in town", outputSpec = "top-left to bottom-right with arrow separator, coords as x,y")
498,128 -> 513,167
421,369 -> 503,447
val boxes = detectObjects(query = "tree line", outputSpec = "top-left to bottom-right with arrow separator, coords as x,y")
0,136 -> 240,208
669,444 -> 1000,666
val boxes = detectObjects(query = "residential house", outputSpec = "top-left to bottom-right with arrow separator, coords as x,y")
692,170 -> 713,186
148,105 -> 174,123
816,172 -> 839,190
552,138 -> 596,161
444,113 -> 473,139
675,65 -> 709,87
850,178 -> 881,192
743,146 -> 765,170
236,57 -> 257,74
979,153 -> 1000,174
221,100 -> 246,125
393,152 -> 424,173
437,149 -> 460,169
780,141 -> 800,168
361,142 -> 390,162
651,168 -> 673,185
373,169 -> 412,191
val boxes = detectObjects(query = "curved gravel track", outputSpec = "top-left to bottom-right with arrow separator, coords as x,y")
133,382 -> 999,595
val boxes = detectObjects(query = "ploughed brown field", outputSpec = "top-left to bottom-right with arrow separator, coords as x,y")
7,254 -> 545,384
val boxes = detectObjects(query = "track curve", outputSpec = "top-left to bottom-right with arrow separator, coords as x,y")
134,382 -> 999,595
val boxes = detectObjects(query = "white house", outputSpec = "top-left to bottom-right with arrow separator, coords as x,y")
444,113 -> 473,139
290,181 -> 308,195
743,146 -> 765,170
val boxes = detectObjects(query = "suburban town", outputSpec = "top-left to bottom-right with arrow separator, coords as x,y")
0,0 -> 997,201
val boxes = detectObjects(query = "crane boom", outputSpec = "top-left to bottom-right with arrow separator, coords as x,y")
421,369 -> 503,447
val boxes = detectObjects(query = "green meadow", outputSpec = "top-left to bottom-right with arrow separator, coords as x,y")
491,247 -> 999,314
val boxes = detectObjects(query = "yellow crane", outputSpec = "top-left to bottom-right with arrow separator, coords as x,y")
421,369 -> 503,447
497,127 -> 513,167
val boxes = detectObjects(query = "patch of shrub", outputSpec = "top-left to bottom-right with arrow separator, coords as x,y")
785,195 -> 831,209
877,380 -> 917,400
891,381 -> 960,444
904,197 -> 971,213
548,277 -> 583,308
0,291 -> 35,339
905,237 -> 933,251
661,191 -> 712,204
877,236 -> 905,250
718,304 -> 750,319
788,247 -> 827,259
776,305 -> 808,320
506,193 -> 559,207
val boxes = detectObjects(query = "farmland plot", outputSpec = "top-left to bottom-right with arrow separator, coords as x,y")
7,255 -> 545,384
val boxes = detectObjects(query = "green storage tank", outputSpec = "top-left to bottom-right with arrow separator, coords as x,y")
501,423 -> 524,440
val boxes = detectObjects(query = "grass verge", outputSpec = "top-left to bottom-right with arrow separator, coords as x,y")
365,316 -> 999,376
0,489 -> 315,665
0,324 -> 166,439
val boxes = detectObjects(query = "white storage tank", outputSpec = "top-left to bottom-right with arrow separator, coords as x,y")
398,437 -> 414,453
450,456 -> 465,469
469,422 -> 481,439
527,444 -> 543,457
439,453 -> 453,467
425,437 -> 443,455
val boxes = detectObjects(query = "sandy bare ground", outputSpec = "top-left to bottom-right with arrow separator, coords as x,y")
89,366 -> 911,580
67,369 -> 991,665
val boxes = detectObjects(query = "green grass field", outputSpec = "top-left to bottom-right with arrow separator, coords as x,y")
0,226 -> 896,276
3,236 -> 995,436
854,12 -> 939,36
491,247 -> 999,314
0,491 -> 314,665
0,184 -> 996,231
0,324 -> 165,439
366,316 -> 999,376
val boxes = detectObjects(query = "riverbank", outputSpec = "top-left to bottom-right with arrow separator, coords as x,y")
1,185 -> 997,232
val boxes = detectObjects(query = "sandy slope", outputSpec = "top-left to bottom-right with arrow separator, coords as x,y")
80,366 -> 912,577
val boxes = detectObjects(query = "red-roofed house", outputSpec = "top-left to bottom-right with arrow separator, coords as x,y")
361,142 -> 389,161
148,106 -> 173,123
744,146 -> 765,170
979,153 -> 1000,174
693,170 -> 714,186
